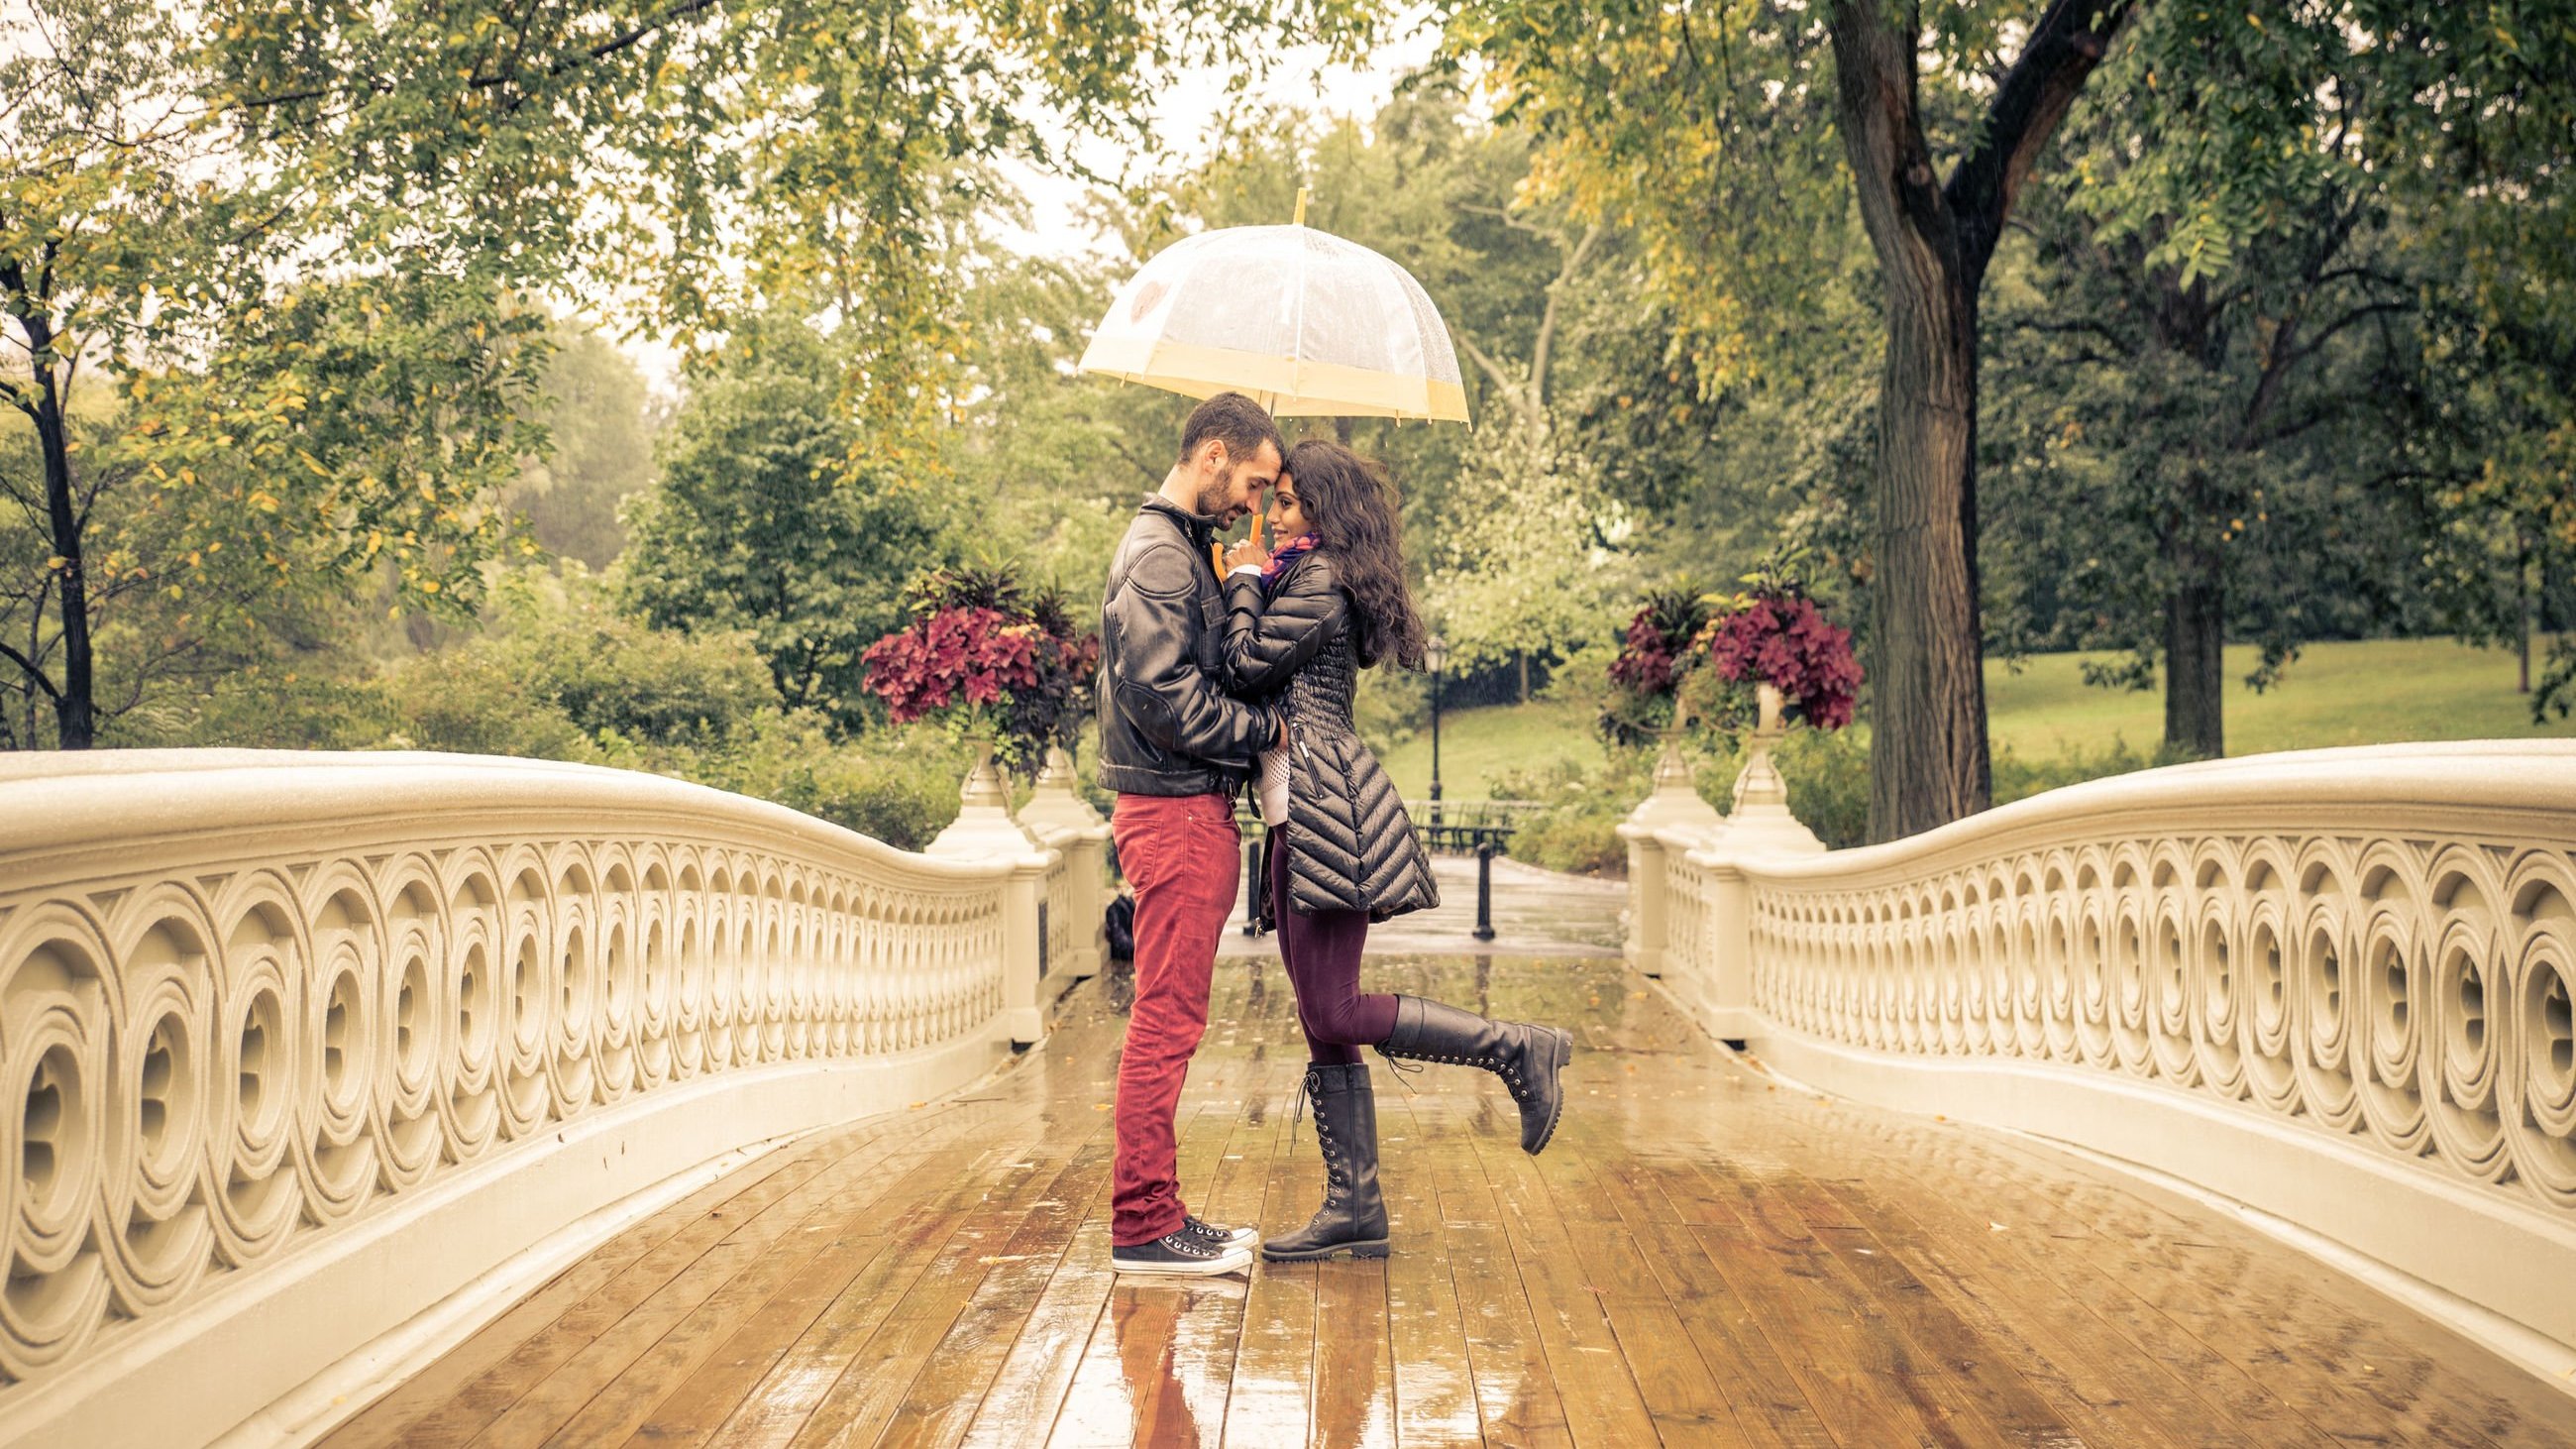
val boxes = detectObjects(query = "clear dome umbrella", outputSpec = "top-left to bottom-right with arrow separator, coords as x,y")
1076,195 -> 1470,423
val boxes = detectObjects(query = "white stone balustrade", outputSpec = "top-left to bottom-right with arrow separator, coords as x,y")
0,748 -> 1099,1448
1630,739 -> 2576,1380
1018,745 -> 1113,989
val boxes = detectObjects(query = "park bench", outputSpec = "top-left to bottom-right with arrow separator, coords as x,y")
1403,797 -> 1544,854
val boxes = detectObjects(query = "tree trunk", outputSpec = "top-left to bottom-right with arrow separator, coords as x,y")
1823,0 -> 2123,839
1517,647 -> 1529,704
1830,1 -> 1999,843
2521,546 -> 2536,694
2163,510 -> 2225,757
31,313 -> 94,749
1865,256 -> 1993,840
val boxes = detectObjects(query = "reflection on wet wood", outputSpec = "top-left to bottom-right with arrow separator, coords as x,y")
327,955 -> 2576,1448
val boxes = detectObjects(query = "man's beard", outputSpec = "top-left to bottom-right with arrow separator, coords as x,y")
1197,468 -> 1241,520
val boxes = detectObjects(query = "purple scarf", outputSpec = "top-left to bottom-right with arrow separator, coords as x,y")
1261,533 -> 1320,596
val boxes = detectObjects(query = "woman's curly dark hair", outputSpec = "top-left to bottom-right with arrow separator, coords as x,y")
1282,438 -> 1428,671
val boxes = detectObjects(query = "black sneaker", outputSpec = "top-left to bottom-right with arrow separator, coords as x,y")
1182,1214 -> 1258,1251
1111,1228 -> 1252,1277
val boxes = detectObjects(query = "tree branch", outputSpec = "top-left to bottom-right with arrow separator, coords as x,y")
0,637 -> 59,701
1529,222 -> 1604,417
1944,0 -> 2136,277
226,0 -> 720,114
1101,433 -> 1166,492
2282,298 -> 2413,370
1453,332 -> 1529,425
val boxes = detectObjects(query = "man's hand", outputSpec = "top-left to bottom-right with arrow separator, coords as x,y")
1226,536 -> 1272,571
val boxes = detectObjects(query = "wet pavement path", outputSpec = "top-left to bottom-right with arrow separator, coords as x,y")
325,923 -> 2576,1445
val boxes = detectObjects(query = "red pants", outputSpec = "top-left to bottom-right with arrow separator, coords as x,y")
1110,792 -> 1241,1246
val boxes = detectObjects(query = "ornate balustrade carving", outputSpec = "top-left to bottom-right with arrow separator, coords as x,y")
1632,742 -> 2576,1370
0,749 -> 1087,1446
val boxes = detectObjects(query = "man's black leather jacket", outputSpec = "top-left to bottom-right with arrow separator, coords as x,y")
1096,497 -> 1279,797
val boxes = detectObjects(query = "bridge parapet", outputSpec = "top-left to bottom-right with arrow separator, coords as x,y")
1633,740 -> 2576,1383
0,748 -> 1089,1447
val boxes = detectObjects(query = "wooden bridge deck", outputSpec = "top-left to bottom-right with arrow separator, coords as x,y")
323,951 -> 2576,1448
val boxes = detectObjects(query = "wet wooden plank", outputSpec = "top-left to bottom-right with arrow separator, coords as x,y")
704,1140 -> 1027,1445
1765,1171 -> 2087,1447
320,1143 -> 820,1449
780,1148 -> 1078,1447
535,1105 -> 1042,1447
1653,1155 -> 1948,1447
1952,1135 -> 2543,1449
1791,1164 -> 2207,1449
620,1157 -> 947,1444
1540,1138 -> 1801,1448
1311,1258 -> 1397,1449
871,1141 -> 1116,1447
1471,1124 -> 1663,1448
1375,1084 -> 1484,1448
1219,1097 -> 1316,1448
350,1136 -> 870,1448
1443,1217 -> 1573,1449
353,952 -> 2576,1449
1589,1156 -> 1827,1449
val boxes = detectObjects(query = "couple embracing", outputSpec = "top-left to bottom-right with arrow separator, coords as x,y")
1095,391 -> 1573,1277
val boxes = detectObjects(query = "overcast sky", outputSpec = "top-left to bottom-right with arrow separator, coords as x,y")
989,17 -> 1449,262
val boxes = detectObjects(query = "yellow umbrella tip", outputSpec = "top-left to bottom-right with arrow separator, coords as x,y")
1293,186 -> 1309,228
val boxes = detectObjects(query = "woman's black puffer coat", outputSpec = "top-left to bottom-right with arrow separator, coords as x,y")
1224,551 -> 1440,930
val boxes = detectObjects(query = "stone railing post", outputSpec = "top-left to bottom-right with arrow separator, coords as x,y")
926,739 -> 1058,1045
1689,684 -> 1826,1034
1018,743 -> 1112,982
1615,727 -> 1724,976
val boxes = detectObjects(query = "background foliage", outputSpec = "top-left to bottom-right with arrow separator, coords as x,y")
6,0 -> 2571,865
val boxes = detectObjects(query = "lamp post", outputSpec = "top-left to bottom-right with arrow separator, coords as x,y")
1426,633 -> 1448,829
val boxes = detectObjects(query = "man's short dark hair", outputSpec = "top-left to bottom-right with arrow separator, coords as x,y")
1177,391 -> 1283,469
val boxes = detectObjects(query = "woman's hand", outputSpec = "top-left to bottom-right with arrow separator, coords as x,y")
1225,537 -> 1272,571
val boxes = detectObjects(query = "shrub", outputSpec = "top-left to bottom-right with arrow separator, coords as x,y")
1495,724 -> 1874,869
1992,736 -> 2198,806
629,712 -> 972,851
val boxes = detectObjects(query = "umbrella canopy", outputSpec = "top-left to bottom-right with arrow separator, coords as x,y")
1077,222 -> 1469,422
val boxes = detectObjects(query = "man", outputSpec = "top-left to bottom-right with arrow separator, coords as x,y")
1096,391 -> 1285,1276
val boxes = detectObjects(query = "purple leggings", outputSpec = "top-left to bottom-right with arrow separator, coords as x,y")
1270,837 -> 1400,1063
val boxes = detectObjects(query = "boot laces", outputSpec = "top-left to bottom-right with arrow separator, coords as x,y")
1374,1047 -> 1425,1096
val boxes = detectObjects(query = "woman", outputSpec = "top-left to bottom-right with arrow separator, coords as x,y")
1220,438 -> 1572,1263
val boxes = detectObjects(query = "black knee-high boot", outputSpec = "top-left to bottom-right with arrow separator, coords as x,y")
1377,995 -> 1572,1155
1261,1062 -> 1389,1261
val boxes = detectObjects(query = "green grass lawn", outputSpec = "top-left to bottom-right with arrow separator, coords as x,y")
1374,636 -> 2575,800
1372,696 -> 1607,802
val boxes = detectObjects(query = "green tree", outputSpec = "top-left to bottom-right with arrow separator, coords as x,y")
1445,0 -> 2135,839
1974,1 -> 2576,753
1979,58 -> 2428,756
941,217 -> 1195,613
619,316 -> 952,729
1444,0 -> 2576,836
512,325 -> 662,569
3,0 -> 1372,748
